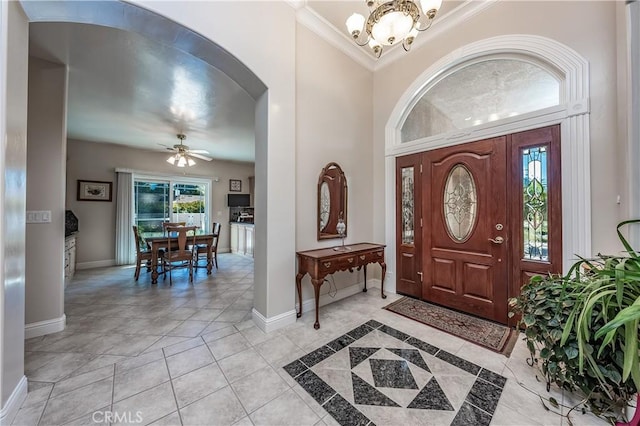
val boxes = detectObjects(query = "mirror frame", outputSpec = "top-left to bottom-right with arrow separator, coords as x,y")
317,162 -> 348,240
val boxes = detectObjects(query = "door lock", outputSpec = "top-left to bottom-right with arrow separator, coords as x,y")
495,224 -> 504,231
489,236 -> 505,244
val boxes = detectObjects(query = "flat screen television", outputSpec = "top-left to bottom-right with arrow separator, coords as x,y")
228,194 -> 250,207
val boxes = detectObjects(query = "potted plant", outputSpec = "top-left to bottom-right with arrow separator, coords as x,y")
509,220 -> 640,424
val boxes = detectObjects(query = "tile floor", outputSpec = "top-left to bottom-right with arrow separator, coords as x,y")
15,254 -> 608,426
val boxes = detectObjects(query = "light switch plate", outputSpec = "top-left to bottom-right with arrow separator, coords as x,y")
26,210 -> 52,224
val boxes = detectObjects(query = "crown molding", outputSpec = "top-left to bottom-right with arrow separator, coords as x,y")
295,6 -> 377,71
294,0 -> 498,72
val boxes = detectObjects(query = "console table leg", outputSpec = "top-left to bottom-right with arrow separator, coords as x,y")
312,278 -> 322,329
380,262 -> 387,299
296,273 -> 303,318
363,265 -> 367,292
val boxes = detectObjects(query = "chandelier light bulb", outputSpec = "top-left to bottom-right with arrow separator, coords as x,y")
420,0 -> 442,16
372,11 -> 413,45
346,13 -> 365,37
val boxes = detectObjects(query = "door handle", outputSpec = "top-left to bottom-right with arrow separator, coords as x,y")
417,271 -> 423,282
489,236 -> 504,244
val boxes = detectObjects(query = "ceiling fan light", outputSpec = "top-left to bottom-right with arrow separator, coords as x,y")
177,155 -> 187,167
166,155 -> 176,165
187,157 -> 196,166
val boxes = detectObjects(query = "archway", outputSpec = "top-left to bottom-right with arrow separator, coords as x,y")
384,34 -> 591,293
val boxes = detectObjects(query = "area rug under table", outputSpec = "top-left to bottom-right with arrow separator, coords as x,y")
384,297 -> 518,356
284,320 -> 508,426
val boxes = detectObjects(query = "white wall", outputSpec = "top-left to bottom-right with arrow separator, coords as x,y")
66,139 -> 255,265
26,57 -> 67,328
0,0 -> 28,421
372,0 -> 624,257
295,23 -> 374,303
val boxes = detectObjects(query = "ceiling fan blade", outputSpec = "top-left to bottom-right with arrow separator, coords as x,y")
189,149 -> 210,154
190,153 -> 213,161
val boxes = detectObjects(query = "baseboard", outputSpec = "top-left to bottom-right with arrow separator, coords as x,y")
218,247 -> 230,253
25,314 -> 66,339
252,308 -> 297,333
76,259 -> 116,270
298,279 -> 383,313
0,375 -> 27,425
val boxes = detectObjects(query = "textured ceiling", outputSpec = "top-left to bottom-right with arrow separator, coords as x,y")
29,22 -> 256,163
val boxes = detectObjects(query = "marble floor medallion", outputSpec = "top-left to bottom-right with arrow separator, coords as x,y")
284,320 -> 507,426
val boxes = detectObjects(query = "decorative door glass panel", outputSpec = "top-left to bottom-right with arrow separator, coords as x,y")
444,164 -> 477,242
401,167 -> 415,244
401,58 -> 561,142
522,146 -> 549,260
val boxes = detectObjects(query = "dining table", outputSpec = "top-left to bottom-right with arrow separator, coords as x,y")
145,232 -> 216,284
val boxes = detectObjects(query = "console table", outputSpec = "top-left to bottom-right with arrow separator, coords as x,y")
296,243 -> 386,329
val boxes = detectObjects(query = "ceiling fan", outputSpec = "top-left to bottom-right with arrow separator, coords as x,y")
164,133 -> 213,167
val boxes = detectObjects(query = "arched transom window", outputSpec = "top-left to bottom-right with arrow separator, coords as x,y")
401,57 -> 561,143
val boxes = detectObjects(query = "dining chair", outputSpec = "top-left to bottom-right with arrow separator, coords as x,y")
163,225 -> 198,285
132,225 -> 154,281
162,221 -> 186,235
194,222 -> 221,271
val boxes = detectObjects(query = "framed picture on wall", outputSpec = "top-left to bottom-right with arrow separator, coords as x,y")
77,180 -> 112,202
229,179 -> 242,192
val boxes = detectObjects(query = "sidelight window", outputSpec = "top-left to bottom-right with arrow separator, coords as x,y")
522,146 -> 549,260
401,167 -> 415,244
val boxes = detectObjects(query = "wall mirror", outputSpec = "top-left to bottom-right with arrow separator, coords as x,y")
318,162 -> 348,240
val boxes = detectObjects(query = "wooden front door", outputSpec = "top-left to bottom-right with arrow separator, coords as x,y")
395,125 -> 562,324
423,136 -> 509,323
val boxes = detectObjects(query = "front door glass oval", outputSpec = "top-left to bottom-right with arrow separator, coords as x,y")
444,164 -> 477,242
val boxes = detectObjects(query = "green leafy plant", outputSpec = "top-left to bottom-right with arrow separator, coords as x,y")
509,219 -> 640,423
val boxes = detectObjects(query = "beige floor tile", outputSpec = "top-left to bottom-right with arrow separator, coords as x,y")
207,332 -> 250,361
231,366 -> 291,413
161,337 -> 205,357
249,389 -> 320,426
39,377 -> 113,425
113,358 -> 170,402
167,320 -> 210,338
218,348 -> 269,384
148,411 -> 182,425
51,365 -> 114,398
166,345 -> 214,378
11,398 -> 47,426
112,381 -> 177,426
172,363 -> 229,408
179,386 -> 247,426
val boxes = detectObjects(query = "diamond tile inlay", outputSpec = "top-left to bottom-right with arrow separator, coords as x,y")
351,373 -> 400,407
407,377 -> 454,410
387,348 -> 430,372
369,359 -> 417,389
348,347 -> 380,369
284,320 -> 508,426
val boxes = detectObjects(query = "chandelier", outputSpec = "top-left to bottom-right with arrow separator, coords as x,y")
345,0 -> 442,58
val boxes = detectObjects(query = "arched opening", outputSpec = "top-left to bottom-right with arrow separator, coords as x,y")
384,35 -> 591,297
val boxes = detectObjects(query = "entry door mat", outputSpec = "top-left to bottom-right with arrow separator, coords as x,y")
384,297 -> 518,357
284,320 -> 507,426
